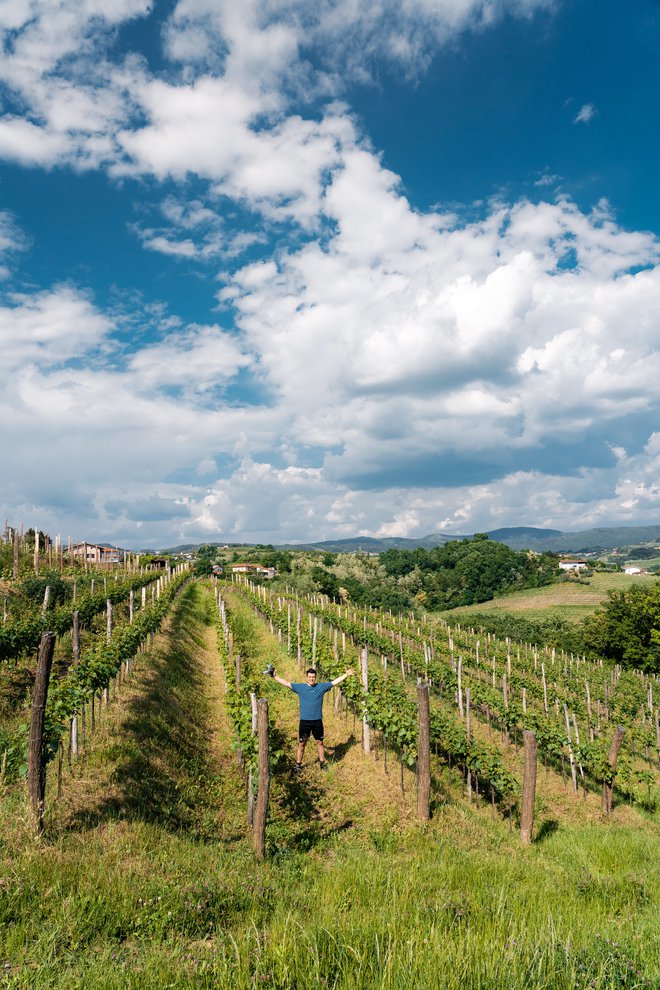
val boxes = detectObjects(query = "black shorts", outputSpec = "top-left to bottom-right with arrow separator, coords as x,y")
299,719 -> 324,742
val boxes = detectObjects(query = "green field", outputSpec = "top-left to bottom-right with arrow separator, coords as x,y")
441,572 -> 659,623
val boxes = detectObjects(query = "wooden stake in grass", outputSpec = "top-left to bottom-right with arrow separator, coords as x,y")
27,631 -> 56,835
416,680 -> 431,820
254,699 -> 270,860
520,731 -> 538,847
602,726 -> 625,816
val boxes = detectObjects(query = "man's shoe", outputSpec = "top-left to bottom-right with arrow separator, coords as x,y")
294,763 -> 303,775
319,761 -> 328,771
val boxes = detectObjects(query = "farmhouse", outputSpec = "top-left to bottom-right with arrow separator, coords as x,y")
558,558 -> 588,571
66,542 -> 122,564
231,563 -> 276,579
623,566 -> 648,575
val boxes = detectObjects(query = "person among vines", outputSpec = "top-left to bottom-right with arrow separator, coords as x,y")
267,665 -> 355,772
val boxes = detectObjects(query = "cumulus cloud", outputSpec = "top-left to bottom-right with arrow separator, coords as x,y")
2,0 -> 660,547
0,286 -> 113,377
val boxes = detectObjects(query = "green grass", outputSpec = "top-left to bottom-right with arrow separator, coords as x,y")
0,581 -> 658,989
441,572 -> 659,624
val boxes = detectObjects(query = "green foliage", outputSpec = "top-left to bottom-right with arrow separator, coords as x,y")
583,584 -> 660,673
0,573 -> 160,666
17,572 -> 71,607
380,537 -> 558,609
194,558 -> 214,576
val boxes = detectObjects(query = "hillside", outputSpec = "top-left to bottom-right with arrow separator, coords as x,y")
163,524 -> 660,556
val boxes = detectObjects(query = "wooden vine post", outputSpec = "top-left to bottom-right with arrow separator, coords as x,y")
520,730 -> 538,846
602,726 -> 625,815
416,680 -> 431,820
254,699 -> 270,860
27,632 -> 56,834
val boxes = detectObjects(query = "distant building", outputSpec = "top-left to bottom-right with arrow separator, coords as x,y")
231,563 -> 276,579
558,559 -> 588,571
67,542 -> 121,564
623,566 -> 647,575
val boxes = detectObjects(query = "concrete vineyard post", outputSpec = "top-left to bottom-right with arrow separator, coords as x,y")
563,704 -> 578,792
602,726 -> 625,815
520,730 -> 538,846
254,699 -> 270,860
466,687 -> 472,803
70,610 -> 81,760
72,610 -> 80,664
27,632 -> 56,834
297,609 -> 302,668
361,646 -> 371,754
248,692 -> 258,827
416,680 -> 431,820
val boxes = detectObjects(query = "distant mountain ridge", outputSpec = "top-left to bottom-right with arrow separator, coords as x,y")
162,524 -> 660,555
281,526 -> 643,554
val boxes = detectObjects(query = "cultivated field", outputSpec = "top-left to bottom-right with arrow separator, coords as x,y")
443,572 -> 659,623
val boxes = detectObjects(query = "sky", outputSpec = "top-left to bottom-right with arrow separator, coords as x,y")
1,0 -> 660,549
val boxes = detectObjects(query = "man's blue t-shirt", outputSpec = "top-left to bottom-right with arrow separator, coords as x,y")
291,682 -> 333,720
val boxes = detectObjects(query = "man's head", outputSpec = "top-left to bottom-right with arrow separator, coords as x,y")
305,667 -> 317,684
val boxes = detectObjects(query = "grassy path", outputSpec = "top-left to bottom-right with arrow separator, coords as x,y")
51,579 -> 246,841
220,588 -> 417,852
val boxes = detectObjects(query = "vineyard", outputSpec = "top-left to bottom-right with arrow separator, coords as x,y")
220,577 -> 659,825
0,537 -> 658,989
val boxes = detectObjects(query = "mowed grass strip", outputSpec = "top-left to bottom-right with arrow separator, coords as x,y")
443,571 -> 659,623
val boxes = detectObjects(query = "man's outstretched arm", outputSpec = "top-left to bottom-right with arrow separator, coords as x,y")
331,667 -> 355,687
263,663 -> 292,689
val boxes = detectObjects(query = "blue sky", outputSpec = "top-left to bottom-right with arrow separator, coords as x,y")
1,0 -> 660,548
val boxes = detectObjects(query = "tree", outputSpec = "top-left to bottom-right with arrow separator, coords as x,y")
583,584 -> 660,673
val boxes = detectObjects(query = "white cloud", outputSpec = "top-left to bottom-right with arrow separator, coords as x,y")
574,103 -> 597,124
0,287 -> 113,377
3,0 -> 660,547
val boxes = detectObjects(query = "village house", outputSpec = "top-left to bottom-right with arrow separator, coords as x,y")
558,558 -> 588,571
66,542 -> 122,564
231,563 -> 276,579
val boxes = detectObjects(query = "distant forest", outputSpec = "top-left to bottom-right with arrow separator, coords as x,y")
377,535 -> 558,609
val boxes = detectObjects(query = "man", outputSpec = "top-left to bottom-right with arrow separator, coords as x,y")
268,665 -> 355,772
